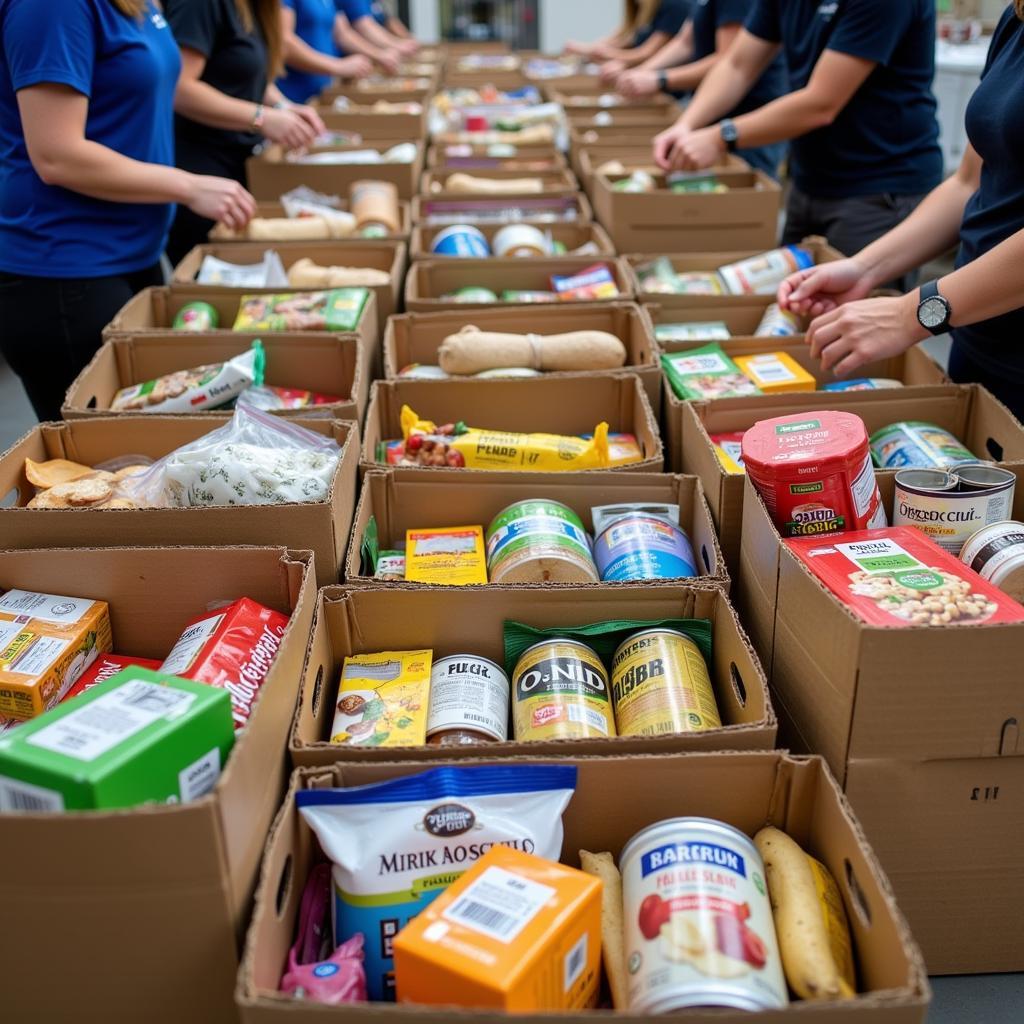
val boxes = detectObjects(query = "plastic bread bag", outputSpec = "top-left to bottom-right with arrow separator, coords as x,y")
386,404 -> 620,470
110,341 -> 265,413
296,764 -> 577,1001
122,405 -> 340,508
280,186 -> 358,236
196,251 -> 288,287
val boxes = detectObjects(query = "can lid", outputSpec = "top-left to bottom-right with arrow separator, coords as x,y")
741,410 -> 868,476
894,468 -> 957,492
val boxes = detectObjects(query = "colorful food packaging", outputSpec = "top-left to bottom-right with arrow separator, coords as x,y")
550,263 -> 619,301
654,322 -> 731,343
62,653 -> 163,702
710,431 -> 746,474
329,650 -> 431,747
443,286 -> 499,303
734,352 -> 817,394
821,378 -> 903,392
173,301 -> 219,331
0,667 -> 235,811
786,527 -> 1024,627
405,526 -> 488,585
501,289 -> 558,302
754,303 -> 802,337
394,846 -> 602,1011
718,246 -> 813,296
661,343 -> 762,402
158,598 -> 290,730
668,174 -> 727,194
375,550 -> 407,581
604,433 -> 644,466
869,421 -> 975,469
236,384 -> 343,411
232,289 -> 369,332
0,590 -> 112,720
296,764 -> 577,1000
637,258 -> 725,296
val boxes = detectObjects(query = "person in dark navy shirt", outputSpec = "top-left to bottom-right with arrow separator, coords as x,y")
655,0 -> 942,283
778,3 -> 1024,420
619,0 -> 788,177
0,0 -> 255,420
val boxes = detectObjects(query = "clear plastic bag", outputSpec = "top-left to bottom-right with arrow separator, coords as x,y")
122,406 -> 341,508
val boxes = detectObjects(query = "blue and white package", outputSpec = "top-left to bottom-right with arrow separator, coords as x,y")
822,378 -> 904,392
591,503 -> 698,582
296,764 -> 576,1001
430,224 -> 492,257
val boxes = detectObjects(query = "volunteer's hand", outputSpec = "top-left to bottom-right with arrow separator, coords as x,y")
262,105 -> 319,150
618,69 -> 659,98
600,59 -> 626,84
778,257 -> 873,318
377,50 -> 402,75
653,121 -> 690,169
807,294 -> 926,377
564,40 -> 594,56
669,124 -> 725,171
337,54 -> 374,79
395,38 -> 419,57
290,103 -> 326,136
185,175 -> 256,231
591,43 -> 619,61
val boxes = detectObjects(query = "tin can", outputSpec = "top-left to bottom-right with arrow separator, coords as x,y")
611,630 -> 721,737
511,639 -> 616,742
493,223 -> 551,257
894,464 -> 1016,553
621,817 -> 787,1013
485,500 -> 598,584
431,224 -> 492,258
172,301 -> 218,332
426,655 -> 510,746
753,302 -> 801,338
718,245 -> 813,296
821,378 -> 903,392
742,411 -> 887,537
960,521 -> 1024,601
869,421 -> 974,469
593,514 -> 697,582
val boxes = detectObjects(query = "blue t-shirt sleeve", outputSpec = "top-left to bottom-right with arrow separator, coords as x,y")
337,0 -> 373,20
282,0 -> 298,11
826,0 -> 910,66
2,0 -> 96,96
651,0 -> 690,37
716,0 -> 754,29
164,0 -> 222,59
744,0 -> 781,43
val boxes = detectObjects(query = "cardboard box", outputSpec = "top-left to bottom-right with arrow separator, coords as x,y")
412,191 -> 594,226
426,142 -> 567,171
0,545 -> 315,1024
315,108 -> 428,138
410,220 -> 614,259
345,469 -> 727,587
63,332 -> 367,424
209,200 -> 412,243
593,168 -> 782,254
549,85 -> 676,112
361,374 -> 664,474
237,751 -> 929,1022
404,257 -> 633,312
247,140 -> 426,200
441,70 -> 530,91
421,166 -> 579,199
318,82 -> 436,106
0,417 -> 358,588
291,583 -> 772,766
567,108 -> 679,131
172,240 -> 406,325
382,302 -> 659,408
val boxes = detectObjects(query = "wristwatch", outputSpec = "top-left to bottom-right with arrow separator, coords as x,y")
917,279 -> 953,335
657,70 -> 669,93
719,118 -> 739,153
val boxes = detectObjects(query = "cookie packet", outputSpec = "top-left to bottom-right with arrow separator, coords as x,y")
23,455 -> 153,510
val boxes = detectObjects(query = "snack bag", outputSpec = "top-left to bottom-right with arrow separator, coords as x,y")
551,263 -> 619,301
236,385 -> 343,411
62,654 -> 163,702
661,343 -> 762,401
296,764 -> 577,1001
232,289 -> 368,332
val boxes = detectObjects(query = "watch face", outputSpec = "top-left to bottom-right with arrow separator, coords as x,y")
919,296 -> 948,329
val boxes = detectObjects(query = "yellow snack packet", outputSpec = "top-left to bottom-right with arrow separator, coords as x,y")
405,526 -> 488,585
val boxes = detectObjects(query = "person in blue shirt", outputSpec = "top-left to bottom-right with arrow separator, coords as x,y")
655,0 -> 942,286
339,0 -> 418,58
0,0 -> 255,421
279,0 -> 374,104
618,0 -> 788,178
777,3 -> 1024,420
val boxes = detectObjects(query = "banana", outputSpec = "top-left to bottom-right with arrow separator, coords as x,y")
754,827 -> 856,1001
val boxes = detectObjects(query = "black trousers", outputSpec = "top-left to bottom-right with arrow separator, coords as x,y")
0,263 -> 164,422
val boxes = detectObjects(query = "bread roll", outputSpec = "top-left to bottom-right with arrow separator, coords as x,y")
287,258 -> 391,288
438,326 -> 627,374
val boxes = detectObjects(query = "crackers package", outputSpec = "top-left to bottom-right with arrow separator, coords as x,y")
232,288 -> 369,332
661,343 -> 762,402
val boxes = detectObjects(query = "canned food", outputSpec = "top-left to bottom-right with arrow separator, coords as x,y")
511,639 -> 616,742
493,223 -> 551,257
894,464 -> 1016,553
621,817 -> 787,1013
485,500 -> 598,584
718,245 -> 813,296
960,521 -> 1024,601
869,421 -> 974,469
753,303 -> 801,338
611,630 -> 721,737
821,378 -> 903,392
426,655 -> 510,746
173,301 -> 218,332
431,224 -> 492,258
593,512 -> 697,582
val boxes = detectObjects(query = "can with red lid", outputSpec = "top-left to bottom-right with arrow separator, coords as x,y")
741,411 -> 887,537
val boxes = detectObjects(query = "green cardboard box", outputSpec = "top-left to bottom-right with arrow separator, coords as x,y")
0,667 -> 234,811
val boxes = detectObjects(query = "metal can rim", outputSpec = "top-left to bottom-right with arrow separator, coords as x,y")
514,637 -> 604,670
431,653 -> 509,679
619,815 -> 759,874
612,628 -> 700,664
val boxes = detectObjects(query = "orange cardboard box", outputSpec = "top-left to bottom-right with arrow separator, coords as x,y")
394,845 -> 602,1013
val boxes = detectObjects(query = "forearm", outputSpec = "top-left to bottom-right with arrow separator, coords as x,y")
637,33 -> 691,71
665,53 -> 720,92
355,16 -> 399,48
387,17 -> 411,38
679,54 -> 752,128
175,78 -> 257,132
940,230 -> 1024,327
337,22 -> 384,60
728,87 -> 835,147
283,33 -> 344,76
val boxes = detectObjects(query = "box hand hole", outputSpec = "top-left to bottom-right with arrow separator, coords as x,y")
999,718 -> 1019,757
275,855 -> 294,919
729,662 -> 747,707
311,665 -> 324,719
86,395 -> 98,410
843,858 -> 873,929
986,437 -> 1004,461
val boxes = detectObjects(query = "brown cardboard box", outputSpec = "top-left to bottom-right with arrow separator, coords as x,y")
549,84 -> 676,110
426,142 -> 568,171
412,191 -> 594,226
592,169 -> 782,254
172,240 -> 406,324
0,545 -> 316,1024
247,141 -> 426,200
410,219 -> 614,259
577,151 -> 751,197
103,286 -> 379,356
238,751 -> 929,1022
440,71 -> 529,91
362,374 -> 664,473
62,332 -> 367,424
209,200 -> 412,243
344,469 -> 726,586
675,377 -> 969,570
0,417 -> 358,588
315,108 -> 428,138
567,108 -> 679,131
292,584 -> 769,766
420,166 -> 579,199
382,301 -> 657,406
319,81 -> 436,106
404,256 -> 633,312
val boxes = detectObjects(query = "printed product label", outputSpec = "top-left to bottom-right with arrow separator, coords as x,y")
178,747 -> 222,803
671,353 -> 730,375
1,633 -> 71,677
745,356 -> 796,384
427,659 -> 509,741
0,590 -> 95,626
595,518 -> 697,582
894,486 -> 1012,554
851,454 -> 879,519
834,538 -> 943,590
159,613 -> 224,677
0,776 -> 66,813
442,865 -> 555,944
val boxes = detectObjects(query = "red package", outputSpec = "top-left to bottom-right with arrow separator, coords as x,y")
63,654 -> 163,702
786,527 -> 1024,628
159,598 -> 290,729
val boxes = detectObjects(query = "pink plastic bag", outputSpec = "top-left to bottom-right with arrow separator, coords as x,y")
280,863 -> 367,1004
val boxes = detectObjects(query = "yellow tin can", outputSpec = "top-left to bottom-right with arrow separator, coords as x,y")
611,629 -> 721,737
512,639 -> 616,742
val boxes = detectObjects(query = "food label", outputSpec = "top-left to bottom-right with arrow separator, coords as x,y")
0,590 -> 94,626
0,631 -> 70,677
808,856 -> 856,993
594,517 -> 697,582
894,481 -> 1013,553
427,658 -> 509,741
443,865 -> 555,944
178,747 -> 222,802
159,614 -> 226,677
331,651 -> 431,747
406,526 -> 488,585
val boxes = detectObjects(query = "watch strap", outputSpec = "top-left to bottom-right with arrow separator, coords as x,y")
917,278 -> 951,336
657,70 -> 668,93
920,278 -> 939,302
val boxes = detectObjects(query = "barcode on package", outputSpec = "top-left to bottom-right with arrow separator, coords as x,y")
442,866 -> 555,945
0,777 -> 65,813
563,933 -> 587,992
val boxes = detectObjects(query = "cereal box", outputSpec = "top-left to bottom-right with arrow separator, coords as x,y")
661,343 -> 762,402
734,352 -> 816,394
405,526 -> 488,585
